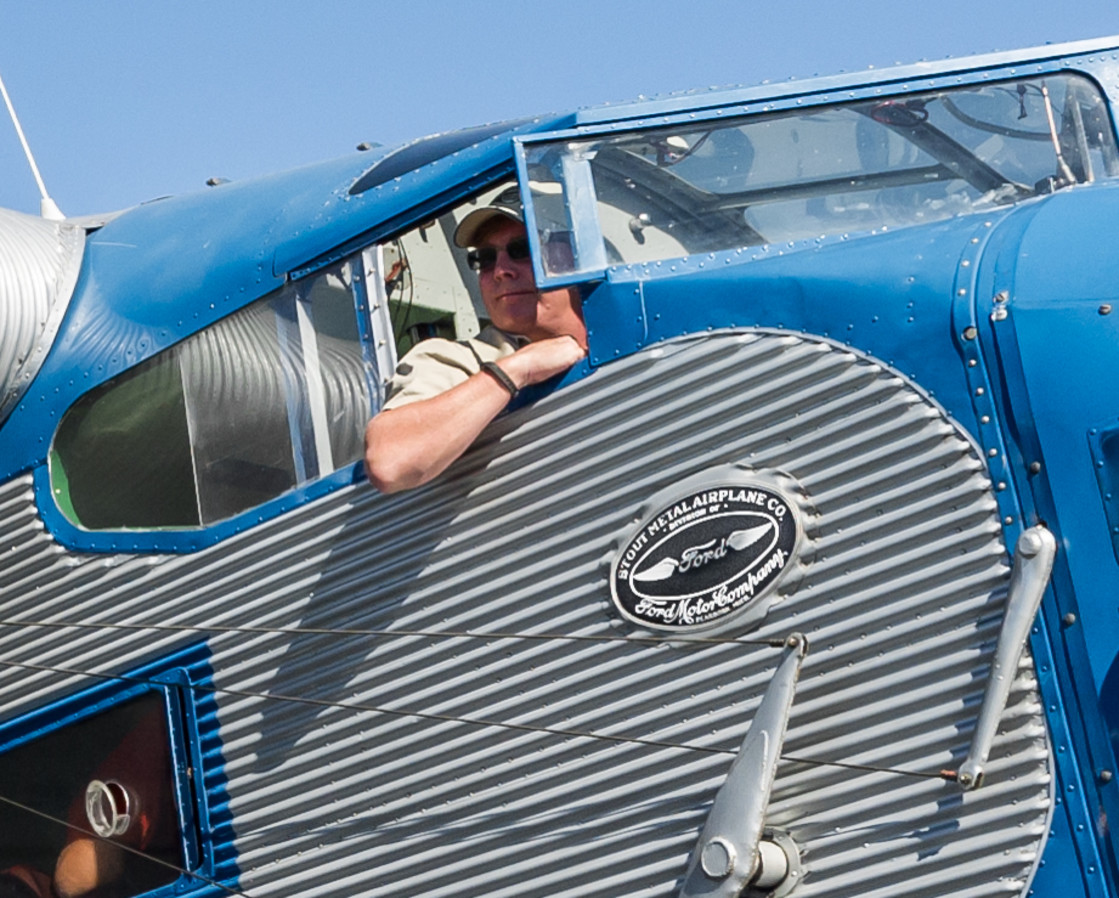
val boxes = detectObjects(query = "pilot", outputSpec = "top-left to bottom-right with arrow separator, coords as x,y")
364,190 -> 587,494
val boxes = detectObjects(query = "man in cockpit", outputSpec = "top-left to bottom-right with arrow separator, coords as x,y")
364,191 -> 587,494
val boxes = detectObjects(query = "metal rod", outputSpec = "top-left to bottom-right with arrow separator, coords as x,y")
0,69 -> 63,219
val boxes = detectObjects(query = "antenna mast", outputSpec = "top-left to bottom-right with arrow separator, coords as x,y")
0,70 -> 64,220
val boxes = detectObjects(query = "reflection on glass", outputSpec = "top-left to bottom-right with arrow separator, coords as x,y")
52,260 -> 376,530
525,74 -> 1119,276
0,693 -> 185,898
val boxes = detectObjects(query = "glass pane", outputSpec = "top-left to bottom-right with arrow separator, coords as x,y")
51,354 -> 199,529
523,72 -> 1119,277
53,250 -> 379,531
0,693 -> 185,897
303,262 -> 375,468
182,293 -> 300,525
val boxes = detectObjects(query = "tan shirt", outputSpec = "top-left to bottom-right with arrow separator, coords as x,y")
382,325 -> 526,411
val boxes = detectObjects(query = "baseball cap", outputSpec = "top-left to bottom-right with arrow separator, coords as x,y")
452,185 -> 523,248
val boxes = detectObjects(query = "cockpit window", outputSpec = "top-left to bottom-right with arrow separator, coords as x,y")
50,259 -> 378,530
47,179 -> 527,536
522,72 -> 1119,279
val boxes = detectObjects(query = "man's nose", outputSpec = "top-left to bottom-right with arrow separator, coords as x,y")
491,249 -> 524,279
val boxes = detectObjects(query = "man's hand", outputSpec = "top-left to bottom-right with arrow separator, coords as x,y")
496,335 -> 587,391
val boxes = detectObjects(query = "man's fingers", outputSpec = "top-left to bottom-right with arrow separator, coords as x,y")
504,336 -> 587,387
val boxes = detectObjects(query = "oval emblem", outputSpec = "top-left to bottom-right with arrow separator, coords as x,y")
610,482 -> 799,631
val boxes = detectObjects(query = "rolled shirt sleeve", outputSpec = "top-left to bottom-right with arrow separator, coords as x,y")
382,326 -> 524,411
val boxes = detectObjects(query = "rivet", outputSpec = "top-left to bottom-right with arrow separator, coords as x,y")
701,838 -> 736,879
1100,770 -> 1114,784
968,359 -> 978,367
987,447 -> 998,457
1029,461 -> 1042,474
1004,515 -> 1014,525
1063,612 -> 1077,626
963,326 -> 978,341
976,387 -> 985,396
994,290 -> 1009,303
1100,304 -> 1113,315
997,481 -> 1007,491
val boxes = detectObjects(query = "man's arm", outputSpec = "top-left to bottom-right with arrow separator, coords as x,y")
365,335 -> 585,494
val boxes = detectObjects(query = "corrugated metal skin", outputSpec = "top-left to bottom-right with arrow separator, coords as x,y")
0,329 -> 1049,897
0,208 -> 84,422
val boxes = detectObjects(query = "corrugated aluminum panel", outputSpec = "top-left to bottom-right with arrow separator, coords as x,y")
0,208 -> 84,422
0,329 -> 1049,897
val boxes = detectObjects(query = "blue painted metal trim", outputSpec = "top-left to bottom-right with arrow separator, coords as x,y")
967,197 -> 1119,893
1088,422 -> 1119,566
348,252 -> 386,403
287,160 -> 518,282
278,115 -> 575,279
0,641 -> 237,897
33,458 -> 365,555
580,208 -> 996,421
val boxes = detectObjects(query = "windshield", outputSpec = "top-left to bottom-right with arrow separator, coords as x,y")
523,73 -> 1119,277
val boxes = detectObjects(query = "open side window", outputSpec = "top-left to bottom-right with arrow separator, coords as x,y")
516,71 -> 1119,286
44,178 -> 549,546
50,258 -> 380,532
370,181 -> 517,361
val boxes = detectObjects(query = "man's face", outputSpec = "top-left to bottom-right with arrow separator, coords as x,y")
475,218 -> 581,342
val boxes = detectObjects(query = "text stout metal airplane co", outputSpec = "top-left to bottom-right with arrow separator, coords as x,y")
1,33 -> 1118,898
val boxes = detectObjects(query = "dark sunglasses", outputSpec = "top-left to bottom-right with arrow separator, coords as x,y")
467,237 -> 531,272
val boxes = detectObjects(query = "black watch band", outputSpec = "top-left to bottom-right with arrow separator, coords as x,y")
480,361 -> 519,399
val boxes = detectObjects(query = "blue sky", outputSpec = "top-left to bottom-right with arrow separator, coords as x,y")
2,1 -> 1119,216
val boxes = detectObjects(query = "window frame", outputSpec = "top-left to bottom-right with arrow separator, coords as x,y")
513,66 -> 1119,291
38,251 -> 387,555
0,643 -> 223,897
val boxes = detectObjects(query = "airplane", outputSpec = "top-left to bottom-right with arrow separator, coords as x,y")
0,31 -> 1118,898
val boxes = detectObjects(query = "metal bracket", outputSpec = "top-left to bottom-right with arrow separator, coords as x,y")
679,633 -> 808,898
956,525 -> 1056,789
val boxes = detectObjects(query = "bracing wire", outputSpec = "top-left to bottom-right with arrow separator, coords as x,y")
0,793 -> 250,897
0,652 -> 956,782
0,656 -> 738,758
0,627 -> 953,892
0,617 -> 784,649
